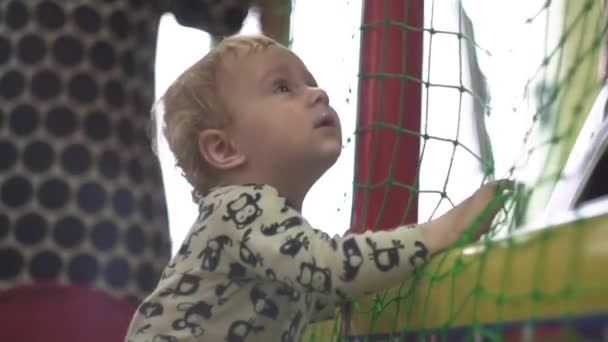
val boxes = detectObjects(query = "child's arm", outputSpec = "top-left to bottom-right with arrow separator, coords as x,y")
216,181 -> 511,308
308,180 -> 512,321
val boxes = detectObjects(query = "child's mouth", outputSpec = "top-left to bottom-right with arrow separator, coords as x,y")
314,113 -> 337,128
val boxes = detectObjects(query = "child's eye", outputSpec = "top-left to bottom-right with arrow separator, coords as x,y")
273,80 -> 290,94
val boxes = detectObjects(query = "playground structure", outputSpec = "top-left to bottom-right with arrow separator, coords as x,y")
304,0 -> 608,340
0,0 -> 606,341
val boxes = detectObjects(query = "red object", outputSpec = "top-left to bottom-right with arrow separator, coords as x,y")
350,0 -> 423,233
0,283 -> 137,342
341,0 -> 423,336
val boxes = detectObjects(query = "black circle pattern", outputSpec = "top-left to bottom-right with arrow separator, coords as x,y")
126,224 -> 145,255
53,35 -> 84,66
105,258 -> 130,288
104,80 -> 125,107
15,213 -> 47,245
109,11 -> 130,39
112,188 -> 134,217
0,140 -> 18,170
90,41 -> 116,71
136,262 -> 156,293
0,70 -> 25,99
91,220 -> 118,251
73,5 -> 101,33
99,149 -> 121,179
23,141 -> 54,172
17,34 -> 45,64
53,216 -> 85,248
0,248 -> 24,280
61,144 -> 91,175
68,73 -> 97,102
6,1 -> 29,30
0,215 -> 9,240
30,250 -> 62,280
128,159 -> 144,183
31,70 -> 61,99
68,253 -> 99,284
38,178 -> 71,209
46,106 -> 77,136
84,111 -> 111,141
10,104 -> 39,136
77,182 -> 106,213
2,176 -> 33,207
0,0 -> 251,304
36,1 -> 65,30
0,36 -> 11,64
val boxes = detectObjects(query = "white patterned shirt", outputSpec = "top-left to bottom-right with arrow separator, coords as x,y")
125,184 -> 429,342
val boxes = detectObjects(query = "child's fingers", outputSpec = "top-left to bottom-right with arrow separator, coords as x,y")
471,180 -> 514,239
495,179 -> 516,194
485,179 -> 515,195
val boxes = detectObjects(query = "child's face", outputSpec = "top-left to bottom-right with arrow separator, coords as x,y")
218,44 -> 342,184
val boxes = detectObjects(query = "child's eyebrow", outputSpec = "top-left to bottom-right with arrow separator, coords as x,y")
260,64 -> 290,84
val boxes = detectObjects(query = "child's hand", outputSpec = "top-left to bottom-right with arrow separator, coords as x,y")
421,179 -> 514,255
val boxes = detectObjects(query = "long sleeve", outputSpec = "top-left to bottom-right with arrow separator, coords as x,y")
216,185 -> 430,305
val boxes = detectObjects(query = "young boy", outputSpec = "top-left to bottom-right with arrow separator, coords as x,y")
125,34 -> 511,342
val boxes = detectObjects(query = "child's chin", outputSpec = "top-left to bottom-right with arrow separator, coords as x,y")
320,135 -> 342,154
319,144 -> 342,166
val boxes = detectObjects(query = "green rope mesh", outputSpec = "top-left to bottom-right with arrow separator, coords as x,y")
302,0 -> 606,340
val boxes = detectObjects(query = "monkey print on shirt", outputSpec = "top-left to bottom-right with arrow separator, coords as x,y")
125,184 -> 429,342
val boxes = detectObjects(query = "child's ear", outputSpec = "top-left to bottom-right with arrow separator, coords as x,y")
198,129 -> 246,170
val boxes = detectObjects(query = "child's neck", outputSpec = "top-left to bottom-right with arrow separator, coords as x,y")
260,181 -> 308,212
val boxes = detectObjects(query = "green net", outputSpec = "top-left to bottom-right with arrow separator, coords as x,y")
301,0 -> 608,340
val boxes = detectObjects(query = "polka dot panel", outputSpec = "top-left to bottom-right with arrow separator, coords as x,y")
31,69 -> 63,100
9,104 -> 39,136
5,1 -> 29,31
46,105 -> 78,137
105,257 -> 130,289
73,5 -> 102,34
0,248 -> 25,280
53,216 -> 86,248
2,176 -> 34,208
17,34 -> 46,65
38,178 -> 71,210
53,35 -> 85,66
0,36 -> 12,64
0,70 -> 26,99
35,1 -> 66,30
0,140 -> 18,170
61,144 -> 92,175
0,0 -> 170,302
23,140 -> 54,173
0,215 -> 9,240
14,212 -> 48,245
30,250 -> 63,281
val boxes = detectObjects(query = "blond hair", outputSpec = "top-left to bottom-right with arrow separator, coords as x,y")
151,34 -> 277,200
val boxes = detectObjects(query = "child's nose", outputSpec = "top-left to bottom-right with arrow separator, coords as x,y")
308,87 -> 329,106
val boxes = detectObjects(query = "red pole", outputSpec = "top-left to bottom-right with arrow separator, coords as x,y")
341,0 -> 423,335
350,0 -> 423,233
